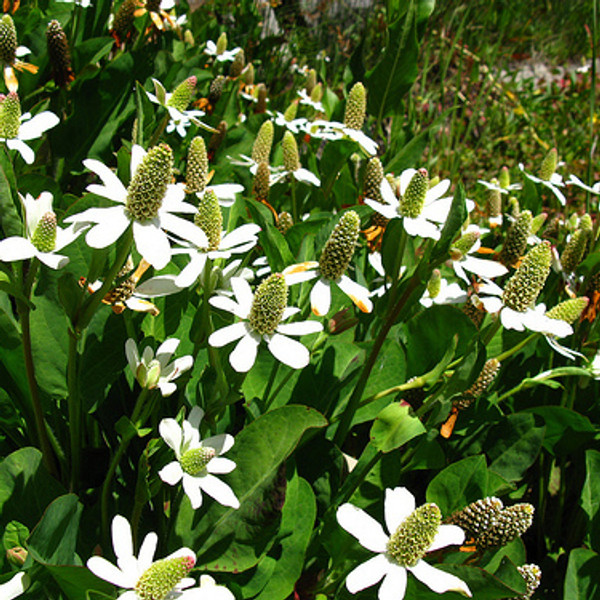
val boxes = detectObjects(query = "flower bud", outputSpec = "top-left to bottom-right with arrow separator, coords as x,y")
311,83 -> 323,103
186,136 -> 208,195
229,49 -> 245,78
486,179 -> 502,220
0,90 -> 21,139
46,20 -> 74,88
6,546 -> 27,567
208,75 -> 225,106
253,161 -> 270,203
499,166 -> 511,189
248,273 -> 288,336
136,358 -> 161,389
561,229 -> 589,273
364,157 -> 384,203
455,358 -> 500,409
0,14 -> 17,64
399,168 -> 428,219
499,210 -> 532,267
450,230 -> 480,261
282,131 -> 300,173
305,68 -> 317,95
194,189 -> 222,251
502,241 -> 552,312
215,32 -> 227,55
530,212 -> 547,235
167,76 -> 197,112
343,82 -> 366,130
277,211 -> 293,234
112,0 -> 137,42
135,555 -> 196,600
283,100 -> 298,122
31,211 -> 57,252
512,564 -> 542,600
546,297 -> 589,323
255,83 -> 268,113
539,147 -> 558,181
427,269 -> 441,299
251,120 -> 274,164
242,63 -> 254,86
319,210 -> 360,281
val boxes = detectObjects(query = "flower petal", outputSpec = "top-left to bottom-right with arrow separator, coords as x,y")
231,277 -> 254,313
276,320 -> 323,336
134,275 -> 182,298
182,474 -> 203,509
208,322 -> 249,348
229,332 -> 260,372
311,278 -> 331,316
125,338 -> 139,375
111,515 -> 134,563
384,487 -> 415,535
267,333 -> 310,369
378,563 -> 408,600
156,338 -> 179,368
0,572 -> 28,599
202,433 -> 234,455
209,295 -> 248,319
87,556 -> 134,589
84,207 -> 130,248
428,524 -> 465,552
175,253 -> 207,288
198,473 -> 240,508
460,256 -> 508,279
220,223 -> 261,250
500,306 -> 526,331
7,138 -> 34,164
18,111 -> 60,140
133,220 -> 171,270
336,503 -> 388,553
408,561 -> 472,597
159,461 -> 184,485
160,212 -> 208,249
159,418 -> 183,453
345,554 -> 391,594
364,198 -> 398,220
137,532 -> 158,571
294,167 -> 321,186
83,159 -> 128,202
338,275 -> 373,313
0,236 -> 36,262
207,457 -> 236,474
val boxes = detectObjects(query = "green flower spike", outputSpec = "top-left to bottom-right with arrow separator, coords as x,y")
46,20 -> 74,88
530,212 -> 547,235
31,211 -> 57,253
546,297 -> 589,323
364,157 -> 384,203
277,211 -> 293,234
0,91 -> 20,138
0,14 -> 17,64
282,131 -> 300,173
248,273 -> 288,336
283,101 -> 298,122
311,83 -> 323,103
251,120 -> 274,164
447,497 -> 504,539
502,241 -> 552,312
305,68 -> 317,95
427,269 -> 442,299
343,82 -> 366,130
112,0 -> 137,42
255,83 -> 268,113
511,564 -> 542,600
486,179 -> 502,220
499,166 -> 511,189
499,210 -> 532,267
242,63 -> 255,86
194,189 -> 222,251
476,503 -> 534,549
253,161 -> 270,203
125,143 -> 173,222
208,120 -> 227,155
455,358 -> 500,409
450,230 -> 480,261
208,75 -> 225,105
561,229 -> 590,273
399,168 -> 429,219
229,49 -> 245,78
216,32 -> 228,55
186,136 -> 208,195
319,210 -> 360,281
539,147 -> 558,181
387,503 -> 442,568
135,555 -> 196,600
167,76 -> 197,112
179,446 -> 216,476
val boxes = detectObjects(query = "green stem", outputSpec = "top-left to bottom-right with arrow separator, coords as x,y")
67,331 -> 81,490
493,332 -> 539,362
148,114 -> 170,148
290,175 -> 298,223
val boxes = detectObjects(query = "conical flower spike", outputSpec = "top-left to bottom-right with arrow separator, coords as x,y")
253,161 -> 270,203
305,68 -> 317,95
455,358 -> 500,409
319,210 -> 360,281
135,555 -> 196,600
387,503 -> 442,568
283,100 -> 298,122
186,136 -> 208,195
561,229 -> 589,273
46,20 -> 74,87
208,75 -> 225,106
282,131 -> 300,173
0,90 -> 20,138
499,166 -> 511,189
248,273 -> 288,336
194,189 -> 222,251
229,49 -> 245,78
546,297 -> 589,323
450,230 -> 480,260
486,179 -> 502,219
514,564 -> 542,600
125,144 -> 173,222
251,120 -> 274,164
216,32 -> 227,55
364,157 -> 384,203
167,76 -> 197,112
31,211 -> 57,252
343,82 -> 366,130
111,0 -> 137,43
0,14 -> 16,64
447,497 -> 504,538
539,147 -> 558,181
399,168 -> 429,219
277,211 -> 293,234
502,241 -> 552,312
499,210 -> 532,267
530,212 -> 547,235
242,63 -> 254,86
476,503 -> 534,549
255,83 -> 268,113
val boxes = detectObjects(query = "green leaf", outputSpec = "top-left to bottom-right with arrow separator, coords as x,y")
3,521 -> 29,550
27,494 -> 83,565
0,148 -> 21,238
581,450 -> 600,552
46,565 -> 115,600
430,182 -> 467,264
564,548 -> 600,600
255,475 -> 316,600
172,405 -> 327,572
58,273 -> 83,323
370,403 -> 426,453
426,455 -> 488,515
366,8 -> 419,121
486,413 -> 545,483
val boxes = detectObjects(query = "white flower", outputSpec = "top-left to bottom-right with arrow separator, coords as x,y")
364,169 -> 472,241
271,110 -> 309,134
0,192 -> 79,269
589,351 -> 600,377
305,119 -> 377,154
367,252 -> 406,298
451,226 -> 508,284
204,41 -> 241,62
337,487 -> 471,600
297,89 -> 325,112
519,162 -> 566,206
125,338 -> 193,397
173,223 -> 261,288
87,515 -> 199,600
159,406 -> 239,510
197,575 -> 235,600
477,178 -> 521,194
567,174 -> 600,195
208,276 -> 323,372
56,0 -> 92,6
64,145 -> 208,270
420,279 -> 467,307
0,110 -> 59,164
0,572 -> 28,600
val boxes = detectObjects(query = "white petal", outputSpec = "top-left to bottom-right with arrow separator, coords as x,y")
159,461 -> 184,485
85,207 -> 130,248
294,168 -> 321,186
268,333 -> 310,369
7,139 -> 34,164
311,278 -> 331,316
130,145 -> 147,178
0,236 -> 36,262
500,306 -> 526,331
202,433 -> 234,455
18,112 -> 60,140
0,572 -> 28,599
460,256 -> 508,279
209,295 -> 248,319
83,159 -> 127,202
134,275 -> 182,297
207,457 -> 236,474
428,524 -> 465,552
124,297 -> 159,313
175,253 -> 208,289
547,183 -> 567,206
231,277 -> 254,313
159,418 -> 183,453
408,561 -> 472,597
480,296 -> 503,313
36,251 -> 68,269
87,556 -> 133,589
156,338 -> 179,368
378,564 -> 408,600
209,322 -> 250,347
161,185 -> 190,212
198,474 -> 240,508
182,475 -> 203,509
137,532 -> 158,571
182,420 -> 200,448
336,504 -> 388,552
425,179 -> 451,202
125,338 -> 139,375
111,515 -> 134,563
229,332 -> 261,372
384,487 -> 415,534
345,554 -> 391,594
276,320 -> 323,336
133,220 -> 171,269
160,212 -> 208,249
403,216 -> 440,240
364,198 -> 398,220
209,183 -> 245,200
422,196 -> 454,223
338,275 -> 373,313
187,406 -> 205,429
220,224 -> 261,250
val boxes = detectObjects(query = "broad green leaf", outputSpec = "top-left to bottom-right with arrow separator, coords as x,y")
0,147 -> 20,238
27,494 -> 82,565
46,565 -> 115,600
564,548 -> 600,600
370,403 -> 426,453
0,448 -> 64,526
486,413 -> 545,483
173,405 -> 327,572
3,521 -> 29,550
430,182 -> 467,264
255,475 -> 316,600
581,450 -> 600,552
426,455 -> 488,515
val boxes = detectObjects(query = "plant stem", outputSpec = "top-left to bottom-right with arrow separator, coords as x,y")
148,114 -> 170,148
493,332 -> 539,362
67,331 -> 81,490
